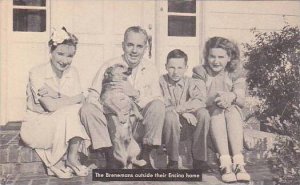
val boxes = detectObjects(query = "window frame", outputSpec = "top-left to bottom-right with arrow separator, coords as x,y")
167,0 -> 197,37
9,0 -> 50,42
162,0 -> 203,45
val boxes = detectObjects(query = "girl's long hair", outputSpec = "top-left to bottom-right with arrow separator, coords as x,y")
203,36 -> 241,74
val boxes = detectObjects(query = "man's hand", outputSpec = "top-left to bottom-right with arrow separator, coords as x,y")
38,84 -> 58,98
110,81 -> 139,98
182,112 -> 197,126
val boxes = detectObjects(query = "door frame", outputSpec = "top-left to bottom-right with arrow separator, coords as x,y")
155,0 -> 205,75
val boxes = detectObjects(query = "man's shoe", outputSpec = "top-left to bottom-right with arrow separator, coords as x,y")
139,145 -> 154,169
100,147 -> 120,169
139,163 -> 154,169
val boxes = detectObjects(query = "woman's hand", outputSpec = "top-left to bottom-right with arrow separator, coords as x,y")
38,84 -> 59,98
214,91 -> 236,109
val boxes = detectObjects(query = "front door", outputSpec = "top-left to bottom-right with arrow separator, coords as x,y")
155,0 -> 203,75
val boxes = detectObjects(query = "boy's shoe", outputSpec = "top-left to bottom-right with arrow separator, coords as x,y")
167,160 -> 178,169
235,164 -> 251,182
193,160 -> 212,172
220,166 -> 237,183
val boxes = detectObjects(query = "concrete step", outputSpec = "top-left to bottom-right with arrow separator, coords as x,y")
0,122 -> 276,181
151,128 -> 278,169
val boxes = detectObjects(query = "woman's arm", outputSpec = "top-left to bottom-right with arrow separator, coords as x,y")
39,93 -> 84,112
37,83 -> 84,112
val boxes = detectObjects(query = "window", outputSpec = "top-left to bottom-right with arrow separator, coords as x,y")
168,0 -> 196,37
13,0 -> 46,32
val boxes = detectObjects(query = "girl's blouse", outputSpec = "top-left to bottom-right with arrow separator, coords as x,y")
192,65 -> 246,108
26,62 -> 83,114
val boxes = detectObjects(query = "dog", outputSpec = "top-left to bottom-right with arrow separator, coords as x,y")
100,63 -> 146,169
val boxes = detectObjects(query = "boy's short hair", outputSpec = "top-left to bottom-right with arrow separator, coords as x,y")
166,49 -> 188,65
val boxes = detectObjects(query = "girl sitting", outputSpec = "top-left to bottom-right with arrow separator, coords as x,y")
193,37 -> 250,183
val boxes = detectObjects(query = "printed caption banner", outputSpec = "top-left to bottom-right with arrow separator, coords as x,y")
93,169 -> 202,181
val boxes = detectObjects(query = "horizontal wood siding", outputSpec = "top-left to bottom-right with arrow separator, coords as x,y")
203,1 -> 300,46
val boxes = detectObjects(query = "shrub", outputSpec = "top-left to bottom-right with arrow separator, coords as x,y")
243,25 -> 300,184
244,25 -> 300,136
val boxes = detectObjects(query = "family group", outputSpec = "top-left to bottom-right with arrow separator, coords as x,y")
20,26 -> 250,183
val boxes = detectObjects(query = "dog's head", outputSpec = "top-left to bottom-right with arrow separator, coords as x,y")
103,64 -> 132,83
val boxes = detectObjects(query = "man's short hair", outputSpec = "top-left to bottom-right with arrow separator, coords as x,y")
124,26 -> 148,44
166,49 -> 188,65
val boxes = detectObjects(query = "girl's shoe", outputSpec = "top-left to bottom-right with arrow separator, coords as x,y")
66,161 -> 89,177
235,164 -> 250,182
47,166 -> 74,179
220,166 -> 237,183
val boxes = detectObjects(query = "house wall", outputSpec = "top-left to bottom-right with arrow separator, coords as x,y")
0,0 -> 155,125
202,1 -> 300,50
0,0 -> 9,125
1,1 -> 300,125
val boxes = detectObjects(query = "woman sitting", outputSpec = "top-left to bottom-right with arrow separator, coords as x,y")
20,27 -> 91,178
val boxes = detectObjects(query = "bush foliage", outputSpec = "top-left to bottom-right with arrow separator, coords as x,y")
244,25 -> 300,135
243,25 -> 300,184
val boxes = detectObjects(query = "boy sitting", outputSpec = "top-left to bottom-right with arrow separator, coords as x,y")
160,49 -> 210,169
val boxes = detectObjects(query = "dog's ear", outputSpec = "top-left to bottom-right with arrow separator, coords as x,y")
103,66 -> 113,81
103,72 -> 109,81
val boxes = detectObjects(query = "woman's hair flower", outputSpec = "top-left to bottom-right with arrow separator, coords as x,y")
48,27 -> 78,52
50,27 -> 70,46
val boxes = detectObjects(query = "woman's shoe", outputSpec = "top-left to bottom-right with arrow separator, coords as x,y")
220,166 -> 237,183
47,166 -> 74,179
235,164 -> 251,182
47,166 -> 73,176
47,167 -> 55,176
66,161 -> 89,177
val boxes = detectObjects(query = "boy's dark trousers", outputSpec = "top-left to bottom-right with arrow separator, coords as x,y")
162,108 -> 210,166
